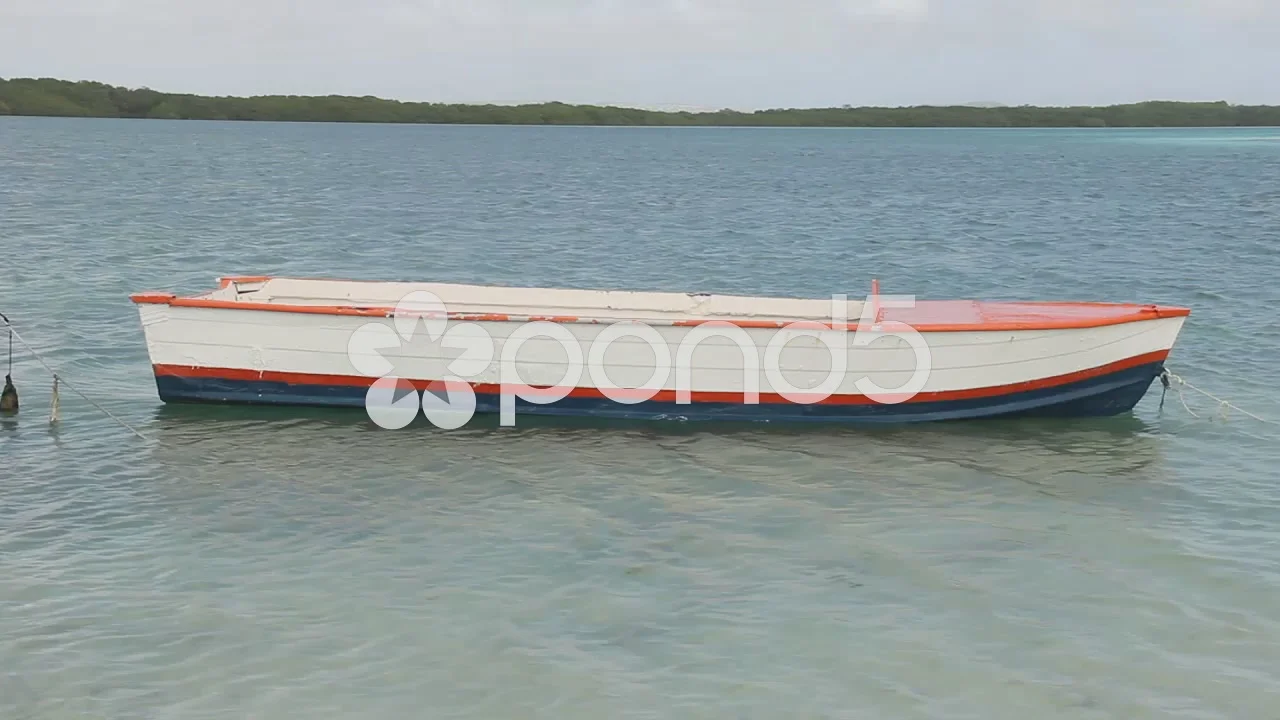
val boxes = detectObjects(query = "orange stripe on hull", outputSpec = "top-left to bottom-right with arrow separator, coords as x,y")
131,287 -> 1190,333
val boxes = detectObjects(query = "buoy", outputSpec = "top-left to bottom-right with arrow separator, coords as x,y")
0,374 -> 16,414
1,317 -> 16,414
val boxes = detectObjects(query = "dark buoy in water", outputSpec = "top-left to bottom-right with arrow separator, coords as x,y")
2,312 -> 15,414
0,374 -> 16,414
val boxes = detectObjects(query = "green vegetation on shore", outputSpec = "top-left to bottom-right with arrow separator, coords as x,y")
3,77 -> 1279,128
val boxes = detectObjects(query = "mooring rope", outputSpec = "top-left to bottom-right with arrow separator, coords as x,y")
0,315 -> 148,440
1160,369 -> 1275,425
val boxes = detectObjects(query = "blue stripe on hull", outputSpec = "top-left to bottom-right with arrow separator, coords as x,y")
152,361 -> 1165,424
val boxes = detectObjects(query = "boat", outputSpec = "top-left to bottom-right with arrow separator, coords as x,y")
130,276 -> 1189,426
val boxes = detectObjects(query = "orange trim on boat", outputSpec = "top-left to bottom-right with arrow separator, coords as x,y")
130,291 -> 1190,332
218,276 -> 272,289
130,292 -> 177,304
151,349 -> 1170,406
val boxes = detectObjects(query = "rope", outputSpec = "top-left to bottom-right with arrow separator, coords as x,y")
0,317 -> 148,440
1161,370 -> 1275,425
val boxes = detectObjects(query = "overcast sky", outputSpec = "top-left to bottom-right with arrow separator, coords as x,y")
2,0 -> 1277,109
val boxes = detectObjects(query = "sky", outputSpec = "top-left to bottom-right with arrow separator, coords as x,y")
2,0 -> 1278,109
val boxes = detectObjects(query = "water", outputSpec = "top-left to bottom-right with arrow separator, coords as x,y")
3,118 -> 1280,719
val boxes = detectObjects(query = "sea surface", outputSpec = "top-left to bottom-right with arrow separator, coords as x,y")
2,118 -> 1280,719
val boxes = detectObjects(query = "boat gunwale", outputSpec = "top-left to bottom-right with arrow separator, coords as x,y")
129,275 -> 1192,333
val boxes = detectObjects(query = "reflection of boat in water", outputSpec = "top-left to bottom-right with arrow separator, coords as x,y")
147,402 -> 1169,490
131,276 -> 1189,424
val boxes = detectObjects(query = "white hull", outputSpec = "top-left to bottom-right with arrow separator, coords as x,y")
132,276 -> 1189,424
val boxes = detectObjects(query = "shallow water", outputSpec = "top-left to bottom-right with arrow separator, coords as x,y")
2,118 -> 1280,719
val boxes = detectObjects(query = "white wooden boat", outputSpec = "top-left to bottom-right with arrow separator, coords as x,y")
131,276 -> 1189,424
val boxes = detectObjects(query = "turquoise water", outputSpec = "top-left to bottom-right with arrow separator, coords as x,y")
3,118 -> 1280,719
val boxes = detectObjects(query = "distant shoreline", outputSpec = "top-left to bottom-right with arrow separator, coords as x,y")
4,77 -> 1280,128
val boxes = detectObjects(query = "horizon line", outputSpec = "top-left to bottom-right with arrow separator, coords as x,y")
3,77 -> 1274,113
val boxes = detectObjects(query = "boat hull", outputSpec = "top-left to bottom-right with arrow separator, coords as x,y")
149,357 -> 1167,423
131,276 -> 1190,426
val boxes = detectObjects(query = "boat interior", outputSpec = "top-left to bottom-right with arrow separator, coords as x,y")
137,275 -> 1188,330
206,276 -> 875,324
